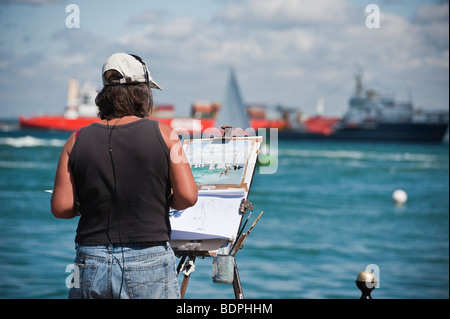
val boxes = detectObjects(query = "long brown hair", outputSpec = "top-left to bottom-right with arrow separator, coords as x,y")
95,70 -> 153,120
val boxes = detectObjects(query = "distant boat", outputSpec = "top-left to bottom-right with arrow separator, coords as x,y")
18,78 -> 216,134
19,79 -> 101,131
279,73 -> 449,143
215,68 -> 250,130
19,75 -> 284,134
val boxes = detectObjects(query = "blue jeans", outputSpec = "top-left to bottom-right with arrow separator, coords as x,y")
68,242 -> 180,299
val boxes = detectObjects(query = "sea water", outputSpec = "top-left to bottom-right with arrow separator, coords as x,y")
0,125 -> 448,299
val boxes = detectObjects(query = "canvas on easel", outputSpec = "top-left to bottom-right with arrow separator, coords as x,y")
170,134 -> 262,256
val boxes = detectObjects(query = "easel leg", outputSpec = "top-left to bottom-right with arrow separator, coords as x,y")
232,259 -> 244,299
177,256 -> 186,275
177,256 -> 245,299
180,274 -> 190,299
179,256 -> 196,299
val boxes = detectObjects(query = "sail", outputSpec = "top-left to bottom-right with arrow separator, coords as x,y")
216,69 -> 250,129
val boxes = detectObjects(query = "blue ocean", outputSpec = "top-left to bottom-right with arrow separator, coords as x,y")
0,124 -> 448,299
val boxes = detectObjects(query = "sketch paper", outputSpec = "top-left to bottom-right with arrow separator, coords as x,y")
170,190 -> 245,240
170,136 -> 262,243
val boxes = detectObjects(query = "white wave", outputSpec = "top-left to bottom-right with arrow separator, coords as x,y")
279,149 -> 445,163
0,161 -> 54,169
0,136 -> 65,148
280,149 -> 364,160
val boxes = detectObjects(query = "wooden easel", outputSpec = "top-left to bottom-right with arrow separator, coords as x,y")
176,246 -> 244,299
175,211 -> 263,299
170,127 -> 263,299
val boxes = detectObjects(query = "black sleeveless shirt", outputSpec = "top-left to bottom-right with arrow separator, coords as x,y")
69,119 -> 171,245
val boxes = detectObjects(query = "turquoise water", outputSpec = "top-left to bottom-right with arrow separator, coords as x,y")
0,127 -> 448,299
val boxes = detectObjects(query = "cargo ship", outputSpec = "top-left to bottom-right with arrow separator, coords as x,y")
19,73 -> 448,143
279,74 -> 449,143
19,77 -> 286,134
19,79 -> 99,131
18,78 -> 219,135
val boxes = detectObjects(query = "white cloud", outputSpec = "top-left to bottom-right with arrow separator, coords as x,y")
127,9 -> 167,26
115,0 -> 449,115
0,0 -> 63,3
413,3 -> 449,23
51,53 -> 86,67
0,0 -> 448,117
216,0 -> 351,28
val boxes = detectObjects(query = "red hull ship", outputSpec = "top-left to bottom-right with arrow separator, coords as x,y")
18,78 -> 287,134
19,115 -> 100,131
18,76 -> 337,137
19,114 -> 288,134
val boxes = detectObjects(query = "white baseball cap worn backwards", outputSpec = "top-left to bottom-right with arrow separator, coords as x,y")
102,52 -> 162,90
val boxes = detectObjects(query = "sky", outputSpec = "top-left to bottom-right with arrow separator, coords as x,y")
0,0 -> 448,119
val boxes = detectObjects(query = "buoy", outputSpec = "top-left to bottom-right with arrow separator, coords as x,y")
392,189 -> 407,205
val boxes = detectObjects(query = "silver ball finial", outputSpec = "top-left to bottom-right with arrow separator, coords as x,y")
356,271 -> 377,299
